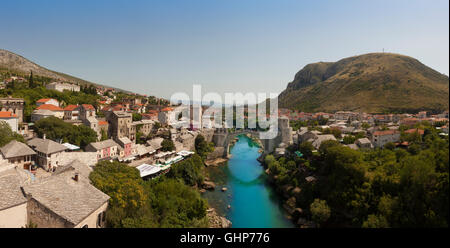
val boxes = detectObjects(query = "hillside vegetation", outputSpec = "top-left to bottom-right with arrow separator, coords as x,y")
278,53 -> 449,113
0,49 -> 130,92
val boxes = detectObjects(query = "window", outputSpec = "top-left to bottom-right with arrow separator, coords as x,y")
97,211 -> 106,227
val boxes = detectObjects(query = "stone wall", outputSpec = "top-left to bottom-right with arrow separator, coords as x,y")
74,202 -> 108,228
27,198 -> 74,228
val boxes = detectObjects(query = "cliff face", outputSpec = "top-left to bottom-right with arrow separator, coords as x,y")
278,53 -> 449,113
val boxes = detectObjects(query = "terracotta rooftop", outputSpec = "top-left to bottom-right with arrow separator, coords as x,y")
81,104 -> 95,110
0,111 -> 17,118
36,104 -> 63,111
36,98 -> 57,103
63,105 -> 78,111
373,130 -> 397,136
404,129 -> 425,135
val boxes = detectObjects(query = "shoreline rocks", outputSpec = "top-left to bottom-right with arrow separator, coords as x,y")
207,208 -> 232,228
202,180 -> 216,190
204,158 -> 228,167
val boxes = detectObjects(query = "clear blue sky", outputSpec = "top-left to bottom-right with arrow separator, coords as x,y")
1,0 -> 448,99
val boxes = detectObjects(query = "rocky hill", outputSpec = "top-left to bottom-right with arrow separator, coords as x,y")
278,53 -> 449,113
0,49 -> 129,92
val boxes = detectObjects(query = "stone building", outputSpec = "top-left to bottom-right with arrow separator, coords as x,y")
22,169 -> 109,228
132,119 -> 154,137
0,111 -> 19,132
85,139 -> 120,161
0,168 -> 29,228
371,130 -> 400,148
106,111 -> 136,142
46,82 -> 80,92
0,97 -> 24,123
27,138 -> 68,171
0,140 -> 36,172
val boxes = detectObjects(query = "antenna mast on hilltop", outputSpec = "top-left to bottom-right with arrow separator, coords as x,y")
382,48 -> 385,53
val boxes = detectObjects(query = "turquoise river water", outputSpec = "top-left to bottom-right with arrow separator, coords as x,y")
203,135 -> 294,228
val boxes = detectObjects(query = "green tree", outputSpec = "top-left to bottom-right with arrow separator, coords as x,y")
100,129 -> 108,141
34,117 -> 97,149
132,113 -> 142,121
310,199 -> 331,226
362,214 -> 389,228
0,122 -> 25,147
195,134 -> 214,159
299,141 -> 314,158
28,70 -> 34,88
161,138 -> 175,151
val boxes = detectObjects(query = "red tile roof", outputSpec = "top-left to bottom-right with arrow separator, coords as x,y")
373,130 -> 397,136
36,98 -> 57,103
98,121 -> 108,125
161,107 -> 174,112
81,104 -> 95,110
0,111 -> 17,118
404,129 -> 425,135
64,105 -> 78,111
36,104 -> 63,111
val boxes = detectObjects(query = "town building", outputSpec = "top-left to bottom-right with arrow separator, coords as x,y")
63,105 -> 79,120
31,104 -> 64,121
312,135 -> 337,149
131,119 -> 154,136
158,107 -> 175,125
116,137 -> 133,158
27,138 -> 68,171
371,130 -> 400,148
85,139 -> 119,160
77,104 -> 96,120
22,169 -> 109,228
0,111 -> 19,132
356,138 -> 373,149
36,98 -> 59,107
0,97 -> 24,122
106,111 -> 136,142
0,140 -> 36,172
46,82 -> 80,92
0,168 -> 29,228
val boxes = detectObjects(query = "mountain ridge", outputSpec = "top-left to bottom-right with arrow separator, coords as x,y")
0,49 -> 131,93
278,53 -> 449,113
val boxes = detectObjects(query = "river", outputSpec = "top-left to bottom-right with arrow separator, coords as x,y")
203,135 -> 294,228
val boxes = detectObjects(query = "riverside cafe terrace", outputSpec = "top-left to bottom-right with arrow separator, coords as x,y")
137,150 -> 195,180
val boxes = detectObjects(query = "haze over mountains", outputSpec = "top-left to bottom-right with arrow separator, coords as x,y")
278,53 -> 449,113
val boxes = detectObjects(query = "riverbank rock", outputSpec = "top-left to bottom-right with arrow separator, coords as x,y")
199,189 -> 206,193
202,181 -> 216,190
205,158 -> 228,167
221,187 -> 228,192
207,208 -> 232,228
